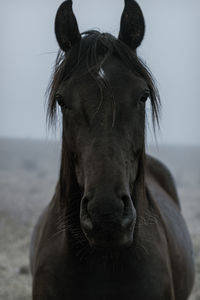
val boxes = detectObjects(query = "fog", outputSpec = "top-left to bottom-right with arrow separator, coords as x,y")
0,0 -> 200,145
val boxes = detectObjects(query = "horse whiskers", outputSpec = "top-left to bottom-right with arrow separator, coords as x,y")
54,208 -> 157,262
137,211 -> 159,228
134,240 -> 149,256
56,217 -> 74,226
55,209 -> 155,261
48,228 -> 68,242
56,211 -> 80,229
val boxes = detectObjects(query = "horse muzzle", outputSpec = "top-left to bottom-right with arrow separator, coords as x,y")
80,191 -> 136,249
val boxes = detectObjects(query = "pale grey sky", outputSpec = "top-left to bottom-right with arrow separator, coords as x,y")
0,0 -> 200,145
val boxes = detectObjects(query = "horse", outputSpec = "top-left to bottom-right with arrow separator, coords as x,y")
30,0 -> 195,299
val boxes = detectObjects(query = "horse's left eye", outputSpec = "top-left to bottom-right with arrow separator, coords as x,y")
140,92 -> 149,103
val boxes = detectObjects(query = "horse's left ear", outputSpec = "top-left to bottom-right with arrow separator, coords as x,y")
118,0 -> 145,50
55,0 -> 81,52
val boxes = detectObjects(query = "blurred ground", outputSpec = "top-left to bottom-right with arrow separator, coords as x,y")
0,138 -> 199,299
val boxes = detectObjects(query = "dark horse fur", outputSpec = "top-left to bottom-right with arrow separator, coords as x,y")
30,1 -> 195,299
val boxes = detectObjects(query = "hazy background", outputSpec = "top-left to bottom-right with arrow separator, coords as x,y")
0,0 -> 200,145
0,1 -> 200,299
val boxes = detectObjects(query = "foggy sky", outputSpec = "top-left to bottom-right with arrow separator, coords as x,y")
0,0 -> 200,145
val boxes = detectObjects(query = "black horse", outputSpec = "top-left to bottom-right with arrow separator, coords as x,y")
30,1 -> 195,299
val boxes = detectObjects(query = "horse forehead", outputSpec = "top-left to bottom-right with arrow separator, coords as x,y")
77,63 -> 140,93
101,59 -> 146,90
72,57 -> 146,102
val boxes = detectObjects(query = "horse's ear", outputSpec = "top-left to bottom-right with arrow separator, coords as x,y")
118,0 -> 145,50
55,0 -> 81,52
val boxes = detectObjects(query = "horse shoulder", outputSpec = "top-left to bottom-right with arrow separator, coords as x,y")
145,155 -> 195,299
145,155 -> 181,209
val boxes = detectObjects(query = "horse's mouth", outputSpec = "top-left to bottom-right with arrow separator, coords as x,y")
81,218 -> 136,250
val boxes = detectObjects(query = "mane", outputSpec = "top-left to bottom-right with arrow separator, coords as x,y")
47,30 -> 160,130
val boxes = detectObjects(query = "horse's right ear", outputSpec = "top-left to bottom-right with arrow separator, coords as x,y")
55,0 -> 81,52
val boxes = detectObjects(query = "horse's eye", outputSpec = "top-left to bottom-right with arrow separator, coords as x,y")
56,94 -> 65,107
140,92 -> 149,104
55,93 -> 72,110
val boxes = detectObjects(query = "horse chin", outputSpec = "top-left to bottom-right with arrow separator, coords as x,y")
84,228 -> 134,251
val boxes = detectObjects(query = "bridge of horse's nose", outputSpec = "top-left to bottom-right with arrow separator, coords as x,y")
80,191 -> 135,235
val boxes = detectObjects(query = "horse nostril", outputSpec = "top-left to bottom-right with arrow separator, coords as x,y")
81,196 -> 89,213
121,194 -> 131,214
121,194 -> 136,229
80,196 -> 93,232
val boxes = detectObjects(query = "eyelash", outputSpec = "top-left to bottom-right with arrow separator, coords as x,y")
55,94 -> 71,110
140,92 -> 150,103
56,95 -> 65,107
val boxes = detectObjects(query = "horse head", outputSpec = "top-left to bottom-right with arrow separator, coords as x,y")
49,0 -> 159,249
